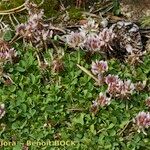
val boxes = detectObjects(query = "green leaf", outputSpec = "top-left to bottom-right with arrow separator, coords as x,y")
109,129 -> 116,136
9,85 -> 16,92
3,30 -> 12,41
119,120 -> 129,128
90,124 -> 96,135
12,121 -> 20,130
30,74 -> 36,84
21,103 -> 27,112
72,113 -> 85,125
16,66 -> 26,72
20,120 -> 27,129
13,144 -> 22,150
107,123 -> 115,129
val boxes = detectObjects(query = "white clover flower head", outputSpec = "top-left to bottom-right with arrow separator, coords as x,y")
133,112 -> 150,129
65,31 -> 86,48
16,5 -> 53,49
119,80 -> 135,98
84,34 -> 101,52
98,28 -> 116,51
92,100 -> 98,107
0,104 -> 5,119
80,19 -> 99,33
107,81 -> 121,96
91,60 -> 108,75
146,97 -> 150,107
121,80 -> 135,94
105,74 -> 135,98
90,100 -> 99,114
0,39 -> 16,63
105,74 -> 119,85
96,92 -> 111,107
16,24 -> 26,36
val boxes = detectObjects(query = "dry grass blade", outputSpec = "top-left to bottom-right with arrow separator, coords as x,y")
0,3 -> 25,15
77,64 -> 99,82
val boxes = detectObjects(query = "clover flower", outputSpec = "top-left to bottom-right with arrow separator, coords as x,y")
0,39 -> 16,63
80,19 -> 99,33
96,92 -> 111,107
90,92 -> 111,114
119,80 -> 135,98
16,2 -> 53,49
0,104 -> 5,119
135,81 -> 146,91
98,28 -> 116,51
16,24 -> 26,36
90,101 -> 99,115
107,81 -> 121,96
91,60 -> 108,75
51,59 -> 64,73
133,112 -> 150,130
105,74 -> 119,85
105,75 -> 135,98
84,34 -> 101,52
146,97 -> 150,107
65,31 -> 85,48
105,74 -> 121,96
97,74 -> 105,86
63,19 -> 142,60
110,80 -> 134,98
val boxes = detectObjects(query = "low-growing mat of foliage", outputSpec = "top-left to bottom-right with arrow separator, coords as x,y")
0,0 -> 150,150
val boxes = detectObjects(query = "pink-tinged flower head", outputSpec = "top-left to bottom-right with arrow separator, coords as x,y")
99,28 -> 116,50
65,31 -> 85,48
96,92 -> 111,107
105,74 -> 119,85
120,80 -> 135,97
90,92 -> 111,114
90,100 -> 99,115
107,82 -> 121,96
0,39 -> 16,63
133,112 -> 150,129
16,24 -> 26,36
16,1 -> 53,49
0,104 -> 5,119
84,34 -> 101,52
99,28 -> 115,42
105,75 -> 120,95
105,75 -> 135,98
80,19 -> 99,33
146,97 -> 150,107
91,60 -> 108,75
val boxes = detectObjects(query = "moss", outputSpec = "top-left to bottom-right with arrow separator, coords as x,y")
34,0 -> 59,18
0,0 -> 59,18
140,16 -> 150,28
68,7 -> 83,21
0,0 -> 93,24
0,0 -> 24,10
